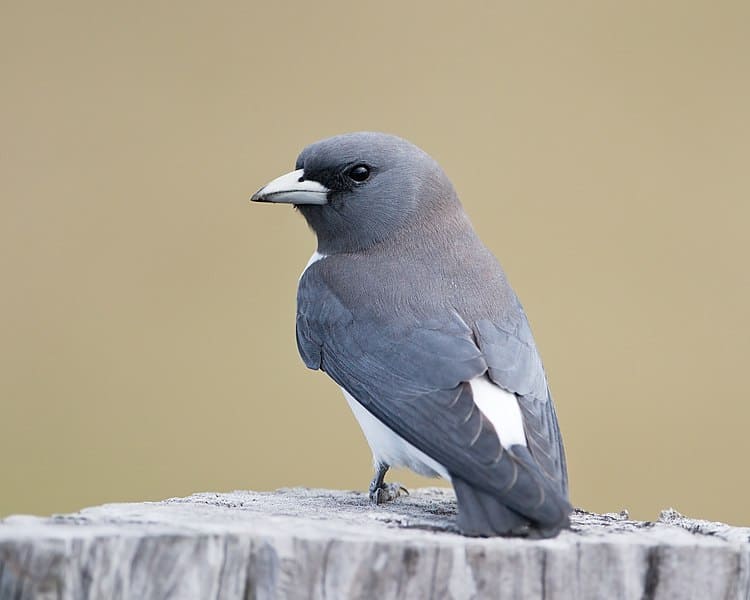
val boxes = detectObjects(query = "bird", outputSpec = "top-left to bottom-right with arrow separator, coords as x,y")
250,132 -> 571,537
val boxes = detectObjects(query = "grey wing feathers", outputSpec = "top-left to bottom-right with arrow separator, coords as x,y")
297,269 -> 570,531
474,317 -> 568,496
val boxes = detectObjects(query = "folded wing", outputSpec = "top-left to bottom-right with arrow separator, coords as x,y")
297,267 -> 570,530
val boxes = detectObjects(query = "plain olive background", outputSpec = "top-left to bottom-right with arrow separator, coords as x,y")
1,1 -> 748,524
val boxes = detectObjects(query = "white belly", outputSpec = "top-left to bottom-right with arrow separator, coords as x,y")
299,250 -> 326,280
342,376 -> 527,480
342,389 -> 451,480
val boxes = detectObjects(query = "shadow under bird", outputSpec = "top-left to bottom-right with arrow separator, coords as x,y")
251,132 -> 571,537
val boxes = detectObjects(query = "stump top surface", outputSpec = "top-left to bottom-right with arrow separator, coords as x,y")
2,487 -> 747,549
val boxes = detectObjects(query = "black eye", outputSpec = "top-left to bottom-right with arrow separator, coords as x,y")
347,164 -> 370,182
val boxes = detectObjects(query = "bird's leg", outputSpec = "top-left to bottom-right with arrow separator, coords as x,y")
368,461 -> 408,505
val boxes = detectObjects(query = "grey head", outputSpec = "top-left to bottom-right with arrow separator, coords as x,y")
251,132 -> 461,254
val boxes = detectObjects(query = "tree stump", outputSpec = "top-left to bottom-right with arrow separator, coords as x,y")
1,488 -> 748,599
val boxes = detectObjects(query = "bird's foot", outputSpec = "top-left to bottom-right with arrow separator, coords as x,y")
369,482 -> 409,505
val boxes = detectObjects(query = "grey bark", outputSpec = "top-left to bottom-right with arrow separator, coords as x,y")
1,487 -> 748,599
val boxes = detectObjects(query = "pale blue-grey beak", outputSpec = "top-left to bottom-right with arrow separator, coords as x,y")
250,168 -> 329,205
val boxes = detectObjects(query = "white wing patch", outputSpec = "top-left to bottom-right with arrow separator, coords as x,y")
342,389 -> 450,480
469,376 -> 527,448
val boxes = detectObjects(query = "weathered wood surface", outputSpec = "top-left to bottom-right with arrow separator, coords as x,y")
1,488 -> 748,599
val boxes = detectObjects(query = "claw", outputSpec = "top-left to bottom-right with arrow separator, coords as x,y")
369,482 -> 407,505
368,461 -> 408,505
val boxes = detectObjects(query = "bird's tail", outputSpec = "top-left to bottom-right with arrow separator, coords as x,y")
453,446 -> 571,538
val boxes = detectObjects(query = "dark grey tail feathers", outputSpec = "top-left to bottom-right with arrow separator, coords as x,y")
452,447 -> 571,538
454,477 -> 529,536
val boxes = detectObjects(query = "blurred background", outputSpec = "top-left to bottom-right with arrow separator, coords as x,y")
1,1 -> 748,524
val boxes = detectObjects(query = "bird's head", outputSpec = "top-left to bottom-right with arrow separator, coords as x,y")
251,132 -> 459,254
